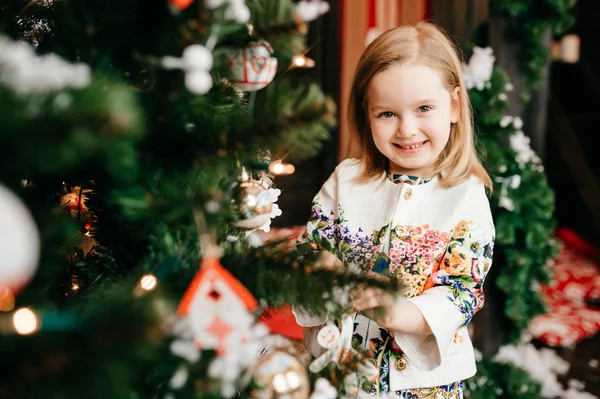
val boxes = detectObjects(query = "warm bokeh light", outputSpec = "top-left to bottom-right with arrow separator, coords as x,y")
13,308 -> 39,335
292,55 -> 315,68
269,160 -> 296,176
139,274 -> 158,291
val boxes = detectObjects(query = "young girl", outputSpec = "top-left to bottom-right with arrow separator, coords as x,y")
293,22 -> 495,398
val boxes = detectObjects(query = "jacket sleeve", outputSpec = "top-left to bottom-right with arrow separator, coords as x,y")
394,181 -> 495,370
292,163 -> 341,327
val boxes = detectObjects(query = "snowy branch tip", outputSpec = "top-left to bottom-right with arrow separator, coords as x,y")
0,36 -> 91,95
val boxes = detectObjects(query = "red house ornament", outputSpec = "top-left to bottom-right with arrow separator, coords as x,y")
170,0 -> 194,11
178,255 -> 258,355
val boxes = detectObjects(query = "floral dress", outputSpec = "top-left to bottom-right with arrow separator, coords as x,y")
301,172 -> 491,399
353,313 -> 464,398
350,175 -> 464,399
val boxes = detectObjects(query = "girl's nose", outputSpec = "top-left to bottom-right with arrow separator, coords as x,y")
396,117 -> 418,138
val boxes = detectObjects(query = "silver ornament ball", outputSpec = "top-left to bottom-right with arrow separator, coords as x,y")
233,180 -> 273,220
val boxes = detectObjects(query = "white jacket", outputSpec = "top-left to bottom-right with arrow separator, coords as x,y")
293,158 -> 495,391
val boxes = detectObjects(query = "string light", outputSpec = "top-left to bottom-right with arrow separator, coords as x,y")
268,160 -> 296,176
139,274 -> 158,291
292,54 -> 315,68
13,308 -> 39,335
71,283 -> 80,292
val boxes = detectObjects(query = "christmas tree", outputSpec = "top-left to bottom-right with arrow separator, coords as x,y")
0,1 -> 395,398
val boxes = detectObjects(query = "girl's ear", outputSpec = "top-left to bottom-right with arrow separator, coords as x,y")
450,86 -> 460,124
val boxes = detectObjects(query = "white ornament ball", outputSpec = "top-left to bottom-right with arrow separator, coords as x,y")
0,184 -> 40,293
226,2 -> 251,23
225,40 -> 278,92
205,0 -> 225,9
185,70 -> 213,94
296,0 -> 330,22
182,44 -> 213,71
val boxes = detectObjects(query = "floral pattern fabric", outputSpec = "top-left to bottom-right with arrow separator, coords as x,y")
353,312 -> 463,398
394,381 -> 463,399
300,173 -> 494,396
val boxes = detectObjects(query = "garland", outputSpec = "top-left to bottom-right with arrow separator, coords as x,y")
494,0 -> 577,102
463,47 -> 561,342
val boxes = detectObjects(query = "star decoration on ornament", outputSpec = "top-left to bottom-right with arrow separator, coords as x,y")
205,316 -> 234,353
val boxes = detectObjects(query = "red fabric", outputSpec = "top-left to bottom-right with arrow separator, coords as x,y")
258,227 -> 307,341
529,228 -> 600,347
543,230 -> 600,303
259,304 -> 304,341
555,227 -> 600,262
529,298 -> 600,347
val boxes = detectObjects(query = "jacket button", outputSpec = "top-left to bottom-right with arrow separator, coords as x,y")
404,188 -> 413,200
395,357 -> 407,371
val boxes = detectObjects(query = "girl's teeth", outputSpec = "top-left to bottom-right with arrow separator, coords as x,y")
399,142 -> 424,149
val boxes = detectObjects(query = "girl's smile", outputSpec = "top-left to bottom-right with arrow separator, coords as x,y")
392,140 -> 428,154
367,63 -> 460,177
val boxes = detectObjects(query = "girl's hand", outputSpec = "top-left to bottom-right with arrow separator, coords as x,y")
351,272 -> 399,329
352,271 -> 433,335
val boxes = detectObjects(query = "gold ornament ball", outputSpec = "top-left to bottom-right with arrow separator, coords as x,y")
250,351 -> 309,399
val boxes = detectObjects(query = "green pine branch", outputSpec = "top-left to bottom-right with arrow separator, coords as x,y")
494,0 -> 577,102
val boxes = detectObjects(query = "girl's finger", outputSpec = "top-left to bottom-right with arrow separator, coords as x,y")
364,270 -> 390,282
352,290 -> 382,310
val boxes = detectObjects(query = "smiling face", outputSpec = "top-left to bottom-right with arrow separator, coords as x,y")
366,62 -> 460,177
316,325 -> 340,349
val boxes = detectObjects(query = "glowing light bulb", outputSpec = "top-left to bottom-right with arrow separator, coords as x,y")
292,55 -> 315,68
269,160 -> 296,176
13,308 -> 39,335
294,55 -> 306,67
139,274 -> 158,291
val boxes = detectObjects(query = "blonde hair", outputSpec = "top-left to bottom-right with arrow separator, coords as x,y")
348,22 -> 492,190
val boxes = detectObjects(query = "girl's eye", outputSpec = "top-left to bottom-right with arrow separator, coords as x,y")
378,111 -> 395,118
418,105 -> 432,112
